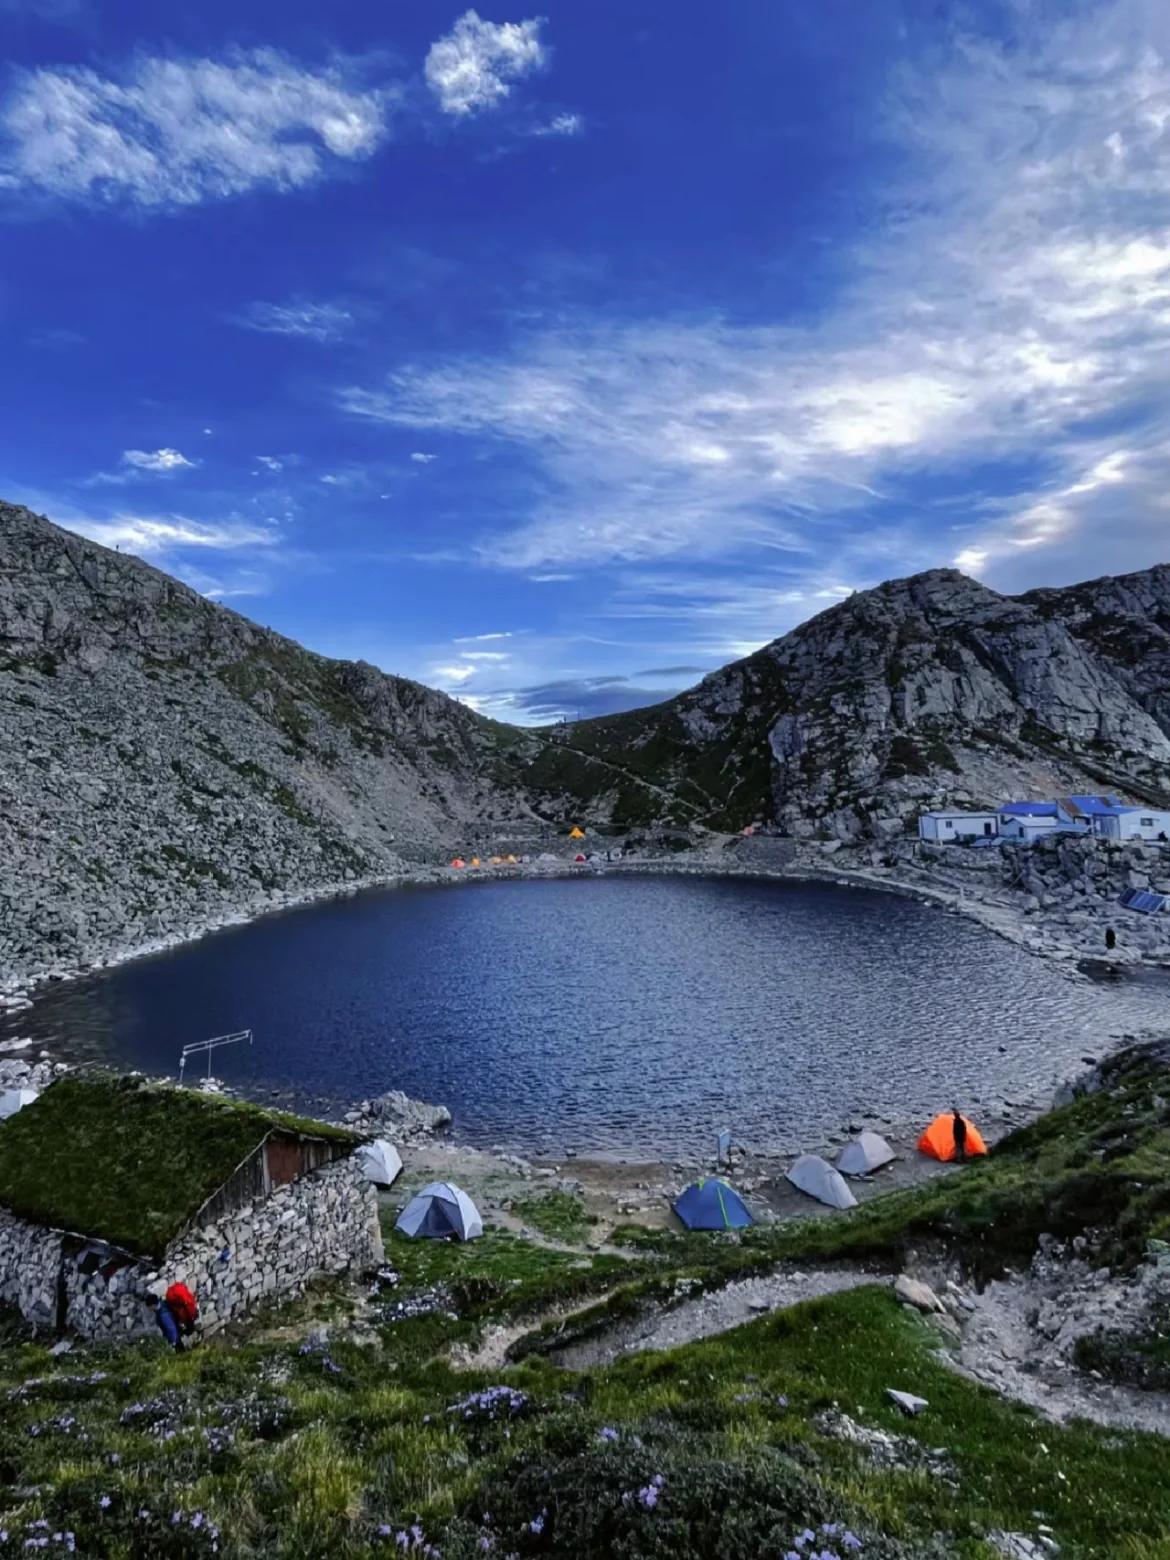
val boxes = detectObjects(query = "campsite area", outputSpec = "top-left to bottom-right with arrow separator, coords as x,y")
0,1041 -> 1168,1558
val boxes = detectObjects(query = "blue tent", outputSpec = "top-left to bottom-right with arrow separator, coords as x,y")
673,1178 -> 753,1231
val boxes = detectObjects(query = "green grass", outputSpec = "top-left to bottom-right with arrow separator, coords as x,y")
511,1192 -> 595,1244
0,1074 -> 359,1258
0,1279 -> 1165,1558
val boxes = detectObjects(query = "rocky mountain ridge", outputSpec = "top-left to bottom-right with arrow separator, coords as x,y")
560,565 -> 1170,837
3,500 -> 1169,986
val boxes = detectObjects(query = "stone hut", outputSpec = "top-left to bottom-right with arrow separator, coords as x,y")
0,1072 -> 383,1339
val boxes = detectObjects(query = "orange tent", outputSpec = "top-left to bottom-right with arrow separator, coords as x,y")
450,858 -> 466,869
918,1113 -> 987,1161
470,856 -> 481,868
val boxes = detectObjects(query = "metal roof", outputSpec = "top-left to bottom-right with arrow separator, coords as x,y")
1062,795 -> 1132,816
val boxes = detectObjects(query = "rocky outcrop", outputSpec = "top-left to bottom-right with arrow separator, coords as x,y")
565,567 -> 1170,838
344,1090 -> 453,1141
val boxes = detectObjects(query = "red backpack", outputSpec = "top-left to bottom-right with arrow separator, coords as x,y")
165,1283 -> 198,1328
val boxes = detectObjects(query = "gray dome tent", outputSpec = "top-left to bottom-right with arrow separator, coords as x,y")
356,1139 -> 403,1188
836,1131 -> 896,1178
0,1087 -> 38,1122
395,1181 -> 483,1241
786,1153 -> 858,1210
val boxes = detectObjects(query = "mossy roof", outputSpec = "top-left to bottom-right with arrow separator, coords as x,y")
0,1073 -> 360,1259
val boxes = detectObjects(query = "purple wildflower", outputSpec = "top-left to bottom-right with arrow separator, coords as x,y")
598,1426 -> 619,1443
529,1513 -> 545,1535
842,1535 -> 862,1552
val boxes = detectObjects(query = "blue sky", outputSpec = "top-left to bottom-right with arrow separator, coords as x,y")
2,0 -> 1169,722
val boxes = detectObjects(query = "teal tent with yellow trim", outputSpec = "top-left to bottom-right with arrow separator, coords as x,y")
673,1177 -> 753,1231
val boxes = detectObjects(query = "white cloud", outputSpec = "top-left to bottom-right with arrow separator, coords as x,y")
238,299 -> 353,341
454,630 -> 512,641
461,650 -> 510,661
121,447 -> 195,473
432,662 -> 477,683
0,50 -> 390,208
69,514 -> 278,553
344,0 -> 1170,594
532,111 -> 582,138
256,455 -> 284,471
410,450 -> 436,463
425,10 -> 546,117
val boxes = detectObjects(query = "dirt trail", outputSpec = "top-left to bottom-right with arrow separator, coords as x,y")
551,1266 -> 883,1369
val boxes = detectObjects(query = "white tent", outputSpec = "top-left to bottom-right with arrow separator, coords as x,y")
786,1153 -> 858,1210
836,1131 -> 896,1178
0,1087 -> 38,1122
356,1139 -> 403,1188
395,1181 -> 483,1241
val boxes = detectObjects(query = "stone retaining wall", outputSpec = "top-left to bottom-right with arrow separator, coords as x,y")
0,1208 -> 64,1327
0,1158 -> 383,1339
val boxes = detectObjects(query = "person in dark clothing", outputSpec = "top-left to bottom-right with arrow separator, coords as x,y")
952,1108 -> 968,1162
1105,926 -> 1117,951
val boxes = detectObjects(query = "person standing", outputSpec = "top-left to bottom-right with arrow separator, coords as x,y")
952,1108 -> 968,1162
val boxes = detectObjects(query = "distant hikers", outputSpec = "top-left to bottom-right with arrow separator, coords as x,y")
1105,926 -> 1117,951
952,1108 -> 968,1162
154,1282 -> 199,1352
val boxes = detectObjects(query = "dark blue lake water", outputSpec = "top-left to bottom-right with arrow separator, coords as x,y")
6,875 -> 1165,1155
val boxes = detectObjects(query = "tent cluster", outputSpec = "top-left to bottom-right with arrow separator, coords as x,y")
672,1110 -> 988,1229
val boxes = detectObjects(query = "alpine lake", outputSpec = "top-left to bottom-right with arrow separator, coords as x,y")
7,873 -> 1168,1157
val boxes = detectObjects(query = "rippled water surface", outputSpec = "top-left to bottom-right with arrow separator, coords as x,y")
7,875 -> 1167,1154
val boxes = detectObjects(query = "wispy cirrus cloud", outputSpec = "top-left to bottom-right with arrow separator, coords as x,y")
69,514 -> 278,553
532,111 -> 583,138
343,0 -> 1170,599
0,49 -> 391,208
425,9 -> 547,117
237,299 -> 354,342
121,447 -> 195,473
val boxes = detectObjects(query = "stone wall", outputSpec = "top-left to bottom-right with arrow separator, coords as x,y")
0,1207 -> 64,1327
0,1157 -> 383,1339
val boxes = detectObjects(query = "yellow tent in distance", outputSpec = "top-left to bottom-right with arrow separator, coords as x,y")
568,826 -> 585,840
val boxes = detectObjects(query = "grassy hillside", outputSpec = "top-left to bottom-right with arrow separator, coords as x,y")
0,1044 -> 1167,1557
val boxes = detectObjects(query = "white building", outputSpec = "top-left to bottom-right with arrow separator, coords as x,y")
997,801 -> 1072,843
1098,808 -> 1170,842
918,810 -> 999,843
